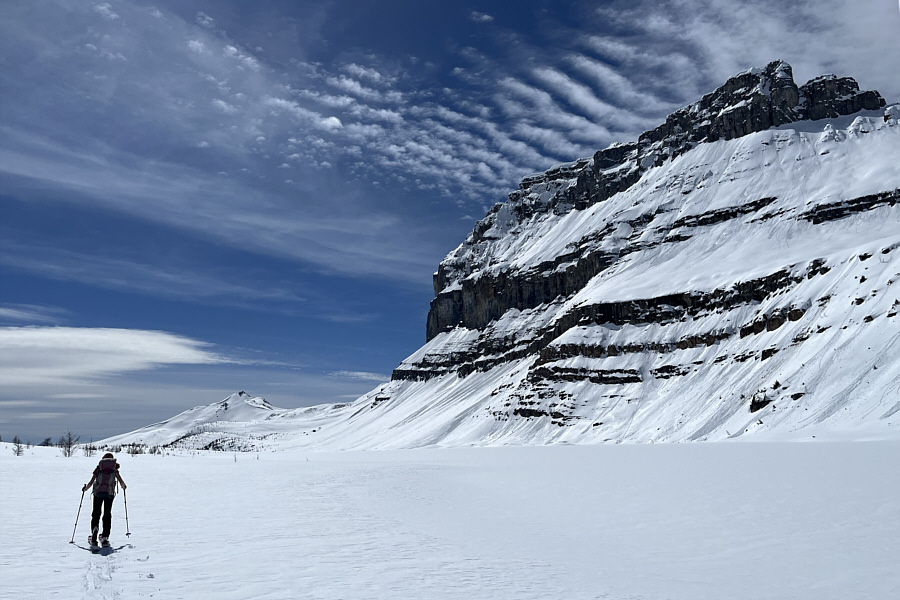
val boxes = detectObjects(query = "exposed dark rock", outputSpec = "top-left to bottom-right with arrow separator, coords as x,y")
513,407 -> 549,418
801,75 -> 885,121
750,396 -> 773,412
651,365 -> 693,379
403,262 -> 832,383
799,189 -> 899,224
671,197 -> 777,229
429,195 -> 789,340
528,366 -> 642,385
639,61 -> 800,150
428,250 -> 617,338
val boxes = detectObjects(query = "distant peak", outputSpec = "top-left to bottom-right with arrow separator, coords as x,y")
735,58 -> 792,79
219,391 -> 273,410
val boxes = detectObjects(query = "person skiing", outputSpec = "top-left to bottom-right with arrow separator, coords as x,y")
82,452 -> 127,547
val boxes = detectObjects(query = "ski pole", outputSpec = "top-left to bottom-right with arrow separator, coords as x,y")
69,489 -> 85,544
123,488 -> 131,537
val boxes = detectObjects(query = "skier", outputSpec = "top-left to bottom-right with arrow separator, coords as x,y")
82,452 -> 127,547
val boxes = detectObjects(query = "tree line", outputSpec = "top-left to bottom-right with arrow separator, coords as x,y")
4,431 -> 160,457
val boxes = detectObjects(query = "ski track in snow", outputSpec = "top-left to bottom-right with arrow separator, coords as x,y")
83,550 -> 117,600
2,442 -> 899,600
79,542 -> 138,600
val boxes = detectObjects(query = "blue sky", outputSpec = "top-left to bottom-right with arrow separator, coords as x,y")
2,0 -> 898,443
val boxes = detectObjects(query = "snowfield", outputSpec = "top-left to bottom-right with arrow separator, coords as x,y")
3,441 -> 898,600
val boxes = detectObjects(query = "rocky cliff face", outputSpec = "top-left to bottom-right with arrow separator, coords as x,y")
427,61 -> 886,341
346,60 -> 898,447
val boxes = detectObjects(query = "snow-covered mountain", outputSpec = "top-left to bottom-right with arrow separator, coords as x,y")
100,391 -> 348,450
104,61 -> 900,451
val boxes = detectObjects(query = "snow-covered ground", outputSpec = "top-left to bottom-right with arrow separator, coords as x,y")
3,441 -> 898,600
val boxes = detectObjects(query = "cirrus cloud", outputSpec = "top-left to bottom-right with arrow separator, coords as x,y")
0,327 -> 229,386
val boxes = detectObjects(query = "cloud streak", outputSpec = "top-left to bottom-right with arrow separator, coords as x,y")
0,238 -> 307,309
0,126 -> 435,283
330,370 -> 390,383
0,304 -> 69,326
0,327 -> 228,386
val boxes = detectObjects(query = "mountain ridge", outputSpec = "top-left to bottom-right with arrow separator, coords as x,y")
427,60 -> 885,340
102,61 -> 899,450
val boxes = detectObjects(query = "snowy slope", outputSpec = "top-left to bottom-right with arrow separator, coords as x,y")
100,391 -> 348,450
102,64 -> 899,452
100,392 -> 276,448
380,113 -> 900,447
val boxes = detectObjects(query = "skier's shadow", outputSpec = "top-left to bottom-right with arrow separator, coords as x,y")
72,543 -> 133,555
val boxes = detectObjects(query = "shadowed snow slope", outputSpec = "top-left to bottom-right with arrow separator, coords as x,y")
102,63 -> 899,451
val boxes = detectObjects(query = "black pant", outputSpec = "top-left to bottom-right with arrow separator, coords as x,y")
91,495 -> 114,538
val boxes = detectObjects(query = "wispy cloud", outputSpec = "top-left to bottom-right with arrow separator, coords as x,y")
0,327 -> 228,386
342,63 -> 395,85
222,44 -> 260,71
195,11 -> 215,29
212,99 -> 239,114
187,39 -> 206,53
588,0 -> 900,103
17,412 -> 67,420
324,75 -> 397,102
530,67 -> 619,121
330,370 -> 390,383
0,127 -> 436,283
1,2 -> 550,283
494,77 -> 612,149
92,3 -> 119,22
1,1 -> 617,227
565,54 -> 674,113
0,238 -> 307,309
0,304 -> 69,326
1,1 -> 676,292
469,11 -> 495,24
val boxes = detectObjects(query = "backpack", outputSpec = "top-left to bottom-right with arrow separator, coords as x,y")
93,458 -> 119,498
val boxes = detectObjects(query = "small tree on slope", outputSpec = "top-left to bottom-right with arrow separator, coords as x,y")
12,436 -> 24,456
58,431 -> 79,458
